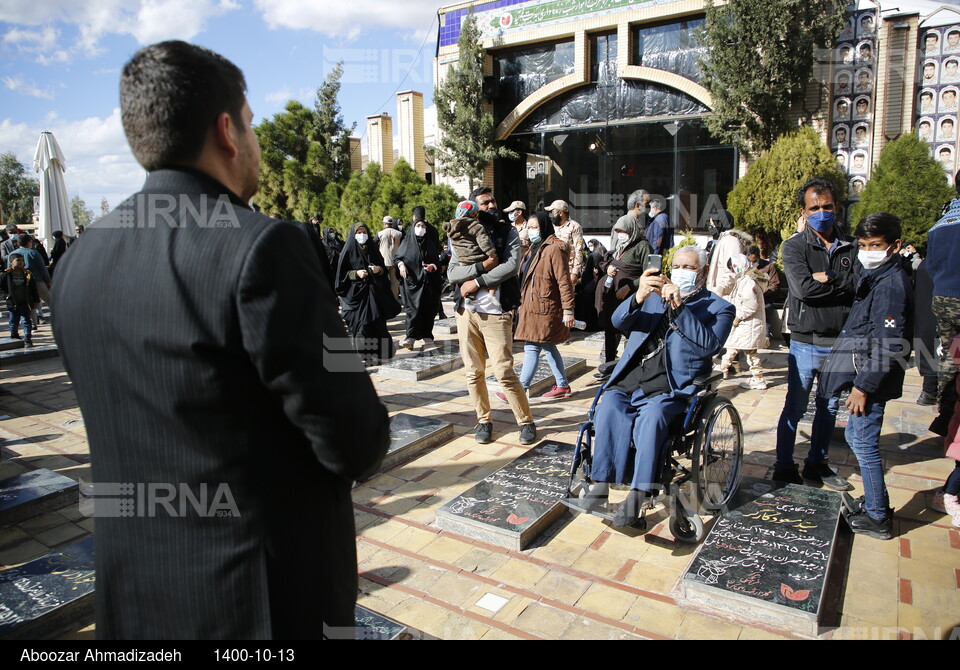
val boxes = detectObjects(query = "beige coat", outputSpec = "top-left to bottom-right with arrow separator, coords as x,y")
723,268 -> 768,351
707,229 -> 753,297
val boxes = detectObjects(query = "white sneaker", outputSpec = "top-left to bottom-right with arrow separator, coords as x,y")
931,488 -> 947,514
401,338 -> 415,350
739,378 -> 767,390
944,493 -> 960,528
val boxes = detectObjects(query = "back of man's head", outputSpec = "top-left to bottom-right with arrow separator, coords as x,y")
17,234 -> 31,248
5,225 -> 16,236
120,40 -> 247,172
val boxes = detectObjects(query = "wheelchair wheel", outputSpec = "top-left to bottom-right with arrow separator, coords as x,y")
669,510 -> 704,544
691,396 -> 743,512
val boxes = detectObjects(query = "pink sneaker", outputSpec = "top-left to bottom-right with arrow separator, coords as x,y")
944,493 -> 960,528
542,385 -> 572,400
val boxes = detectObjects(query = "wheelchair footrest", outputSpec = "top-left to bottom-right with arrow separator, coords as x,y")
560,495 -> 614,522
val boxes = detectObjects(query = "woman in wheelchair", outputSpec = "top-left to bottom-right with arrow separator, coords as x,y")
578,247 -> 736,527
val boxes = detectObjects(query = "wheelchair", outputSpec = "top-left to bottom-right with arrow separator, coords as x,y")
560,368 -> 744,543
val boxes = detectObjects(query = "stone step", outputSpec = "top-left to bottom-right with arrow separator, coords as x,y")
0,469 -> 79,526
0,337 -> 24,351
0,537 -> 95,641
680,477 -> 847,637
353,605 -> 433,640
486,356 -> 587,397
381,413 -> 454,472
435,440 -> 575,550
0,344 -> 59,364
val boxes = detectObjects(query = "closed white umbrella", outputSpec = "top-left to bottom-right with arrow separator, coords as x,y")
33,131 -> 75,246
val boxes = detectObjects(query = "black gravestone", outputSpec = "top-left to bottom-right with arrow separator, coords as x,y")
435,441 -> 574,550
486,357 -> 586,396
378,349 -> 463,381
798,382 -> 851,429
354,606 -> 407,640
434,318 -> 458,334
0,469 -> 80,525
0,536 -> 95,640
681,478 -> 844,636
381,413 -> 454,471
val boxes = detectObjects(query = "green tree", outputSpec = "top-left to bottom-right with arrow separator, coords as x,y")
70,196 -> 94,228
698,0 -> 845,156
0,152 -> 39,228
415,183 -> 462,233
727,126 -> 846,245
431,13 -> 517,191
313,62 -> 356,185
339,162 -> 384,230
372,159 -> 428,223
99,197 -> 110,221
254,63 -> 355,221
849,133 -> 954,251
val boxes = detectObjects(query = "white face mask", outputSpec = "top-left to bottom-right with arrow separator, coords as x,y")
508,211 -> 519,223
415,226 -> 427,237
858,247 -> 891,270
617,232 -> 629,243
671,268 -> 700,295
355,233 -> 369,245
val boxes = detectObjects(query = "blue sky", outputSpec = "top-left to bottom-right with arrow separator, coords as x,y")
0,0 -> 441,212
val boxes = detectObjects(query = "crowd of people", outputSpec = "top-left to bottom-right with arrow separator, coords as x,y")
0,224 -> 70,345
6,38 -> 954,640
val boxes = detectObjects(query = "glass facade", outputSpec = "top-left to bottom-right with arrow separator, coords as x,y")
496,119 -> 737,235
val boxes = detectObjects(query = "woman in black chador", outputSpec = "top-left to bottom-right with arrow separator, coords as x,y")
395,206 -> 444,350
336,222 -> 401,365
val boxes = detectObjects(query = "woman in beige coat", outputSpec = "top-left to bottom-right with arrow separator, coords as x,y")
718,254 -> 769,389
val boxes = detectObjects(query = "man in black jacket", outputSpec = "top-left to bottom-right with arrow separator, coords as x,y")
773,178 -> 858,489
52,40 -> 388,639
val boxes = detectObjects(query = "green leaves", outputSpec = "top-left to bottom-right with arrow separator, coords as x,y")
0,152 -> 38,229
699,0 -> 845,156
727,126 -> 846,241
848,133 -> 954,251
432,13 -> 518,191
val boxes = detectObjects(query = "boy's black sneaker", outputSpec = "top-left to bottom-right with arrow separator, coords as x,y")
802,460 -> 853,491
9,333 -> 20,340
475,422 -> 493,444
844,508 -> 892,540
771,463 -> 804,485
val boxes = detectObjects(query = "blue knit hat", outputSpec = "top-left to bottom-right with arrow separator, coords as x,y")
456,200 -> 478,219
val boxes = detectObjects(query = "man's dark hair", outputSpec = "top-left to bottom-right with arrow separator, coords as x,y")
746,244 -> 761,257
17,233 -> 31,248
4,225 -> 16,234
120,40 -> 248,172
796,178 -> 838,209
53,230 -> 63,238
854,212 -> 901,244
469,186 -> 493,201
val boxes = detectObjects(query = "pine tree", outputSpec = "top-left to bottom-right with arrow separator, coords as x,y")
70,196 -> 94,228
431,13 -> 517,191
0,152 -> 39,228
313,62 -> 356,185
698,0 -> 845,156
727,126 -> 846,244
849,133 -> 954,250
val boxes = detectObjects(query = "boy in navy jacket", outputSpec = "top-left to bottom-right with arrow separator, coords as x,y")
819,213 -> 913,539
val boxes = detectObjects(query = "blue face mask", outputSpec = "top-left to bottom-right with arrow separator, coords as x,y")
671,268 -> 699,294
528,231 -> 542,245
807,210 -> 836,234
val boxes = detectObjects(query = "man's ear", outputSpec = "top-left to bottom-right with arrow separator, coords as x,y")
212,111 -> 239,159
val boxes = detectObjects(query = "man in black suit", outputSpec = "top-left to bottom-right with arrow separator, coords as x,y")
52,41 -> 389,639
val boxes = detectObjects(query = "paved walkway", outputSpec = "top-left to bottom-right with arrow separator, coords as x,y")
1,304 -> 958,640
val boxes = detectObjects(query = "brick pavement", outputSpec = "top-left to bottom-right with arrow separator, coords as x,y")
1,302 -> 958,640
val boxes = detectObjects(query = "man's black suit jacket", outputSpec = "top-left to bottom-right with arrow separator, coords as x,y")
52,168 -> 389,639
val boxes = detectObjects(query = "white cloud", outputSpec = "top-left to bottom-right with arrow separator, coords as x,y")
0,109 -> 144,210
0,0 -> 239,61
2,75 -> 56,100
254,0 -> 440,39
264,88 -> 293,104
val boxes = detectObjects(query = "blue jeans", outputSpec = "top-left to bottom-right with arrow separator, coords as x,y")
845,399 -> 889,520
593,389 -> 688,491
520,343 -> 569,388
775,340 -> 840,470
8,304 -> 32,342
